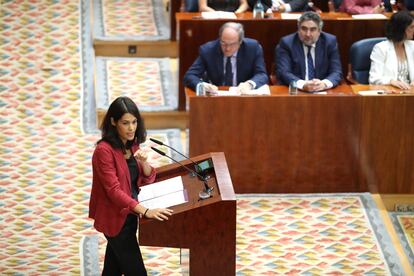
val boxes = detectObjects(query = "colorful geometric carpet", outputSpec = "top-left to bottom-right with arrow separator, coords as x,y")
95,56 -> 178,113
0,1 -> 408,275
389,212 -> 414,272
0,1 -> 179,274
92,0 -> 170,41
81,193 -> 405,275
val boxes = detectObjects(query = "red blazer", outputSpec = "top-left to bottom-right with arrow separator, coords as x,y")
89,141 -> 156,237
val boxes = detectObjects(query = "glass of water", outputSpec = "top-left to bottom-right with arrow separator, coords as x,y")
289,81 -> 298,95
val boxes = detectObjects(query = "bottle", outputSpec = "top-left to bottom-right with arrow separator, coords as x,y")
253,0 -> 264,19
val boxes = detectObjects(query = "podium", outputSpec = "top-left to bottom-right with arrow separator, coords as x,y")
139,152 -> 236,275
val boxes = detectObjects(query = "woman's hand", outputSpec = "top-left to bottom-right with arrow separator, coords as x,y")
144,208 -> 173,221
134,149 -> 152,176
390,79 -> 411,90
134,149 -> 148,162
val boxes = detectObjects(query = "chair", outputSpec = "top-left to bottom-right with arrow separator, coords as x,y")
401,0 -> 414,10
347,37 -> 386,84
184,0 -> 198,11
328,0 -> 342,11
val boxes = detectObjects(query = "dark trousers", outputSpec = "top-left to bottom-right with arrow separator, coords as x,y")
102,214 -> 147,276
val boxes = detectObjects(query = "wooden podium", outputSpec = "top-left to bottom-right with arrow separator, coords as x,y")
139,152 -> 236,275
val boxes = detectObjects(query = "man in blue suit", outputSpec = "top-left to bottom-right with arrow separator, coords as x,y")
275,12 -> 342,92
184,22 -> 268,94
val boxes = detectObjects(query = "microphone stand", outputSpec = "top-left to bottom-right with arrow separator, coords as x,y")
149,138 -> 204,178
151,147 -> 213,200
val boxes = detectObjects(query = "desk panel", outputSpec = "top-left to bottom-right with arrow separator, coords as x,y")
353,85 -> 414,194
188,85 -> 414,193
189,85 -> 362,193
177,12 -> 388,109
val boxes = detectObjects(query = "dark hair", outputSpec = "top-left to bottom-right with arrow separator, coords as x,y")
98,96 -> 146,152
385,11 -> 414,42
219,22 -> 245,42
298,11 -> 323,30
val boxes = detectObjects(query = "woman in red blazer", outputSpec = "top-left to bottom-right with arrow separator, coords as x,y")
89,96 -> 173,275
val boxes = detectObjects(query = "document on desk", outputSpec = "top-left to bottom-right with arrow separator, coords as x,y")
216,84 -> 271,96
352,14 -> 387,19
281,13 -> 302,20
138,176 -> 188,209
358,90 -> 386,95
201,11 -> 237,19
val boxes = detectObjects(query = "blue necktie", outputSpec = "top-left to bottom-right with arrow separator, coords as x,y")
307,46 -> 315,80
224,57 -> 233,86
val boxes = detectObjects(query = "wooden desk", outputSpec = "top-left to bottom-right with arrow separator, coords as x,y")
177,12 -> 389,110
140,152 -> 236,275
187,85 -> 414,194
352,85 -> 414,194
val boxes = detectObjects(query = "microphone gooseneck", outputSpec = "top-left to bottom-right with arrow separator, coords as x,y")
150,138 -> 202,173
150,147 -> 213,200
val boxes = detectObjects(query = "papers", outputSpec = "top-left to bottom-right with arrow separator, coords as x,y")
281,13 -> 302,20
138,176 -> 188,209
352,14 -> 387,19
215,84 -> 271,96
201,11 -> 237,19
358,90 -> 386,95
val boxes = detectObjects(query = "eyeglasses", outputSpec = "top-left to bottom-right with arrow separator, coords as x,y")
220,41 -> 240,48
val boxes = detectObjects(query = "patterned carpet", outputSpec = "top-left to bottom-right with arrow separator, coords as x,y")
92,0 -> 170,41
389,212 -> 414,272
0,1 -> 178,274
81,193 -> 404,275
95,57 -> 178,113
0,0 -> 411,275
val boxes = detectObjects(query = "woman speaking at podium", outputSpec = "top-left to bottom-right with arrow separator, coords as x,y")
89,96 -> 173,275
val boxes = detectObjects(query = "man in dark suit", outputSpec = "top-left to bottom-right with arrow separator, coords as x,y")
184,22 -> 268,94
275,12 -> 342,92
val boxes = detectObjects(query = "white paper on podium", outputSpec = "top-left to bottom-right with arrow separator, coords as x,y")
216,84 -> 271,96
201,11 -> 237,19
138,176 -> 188,209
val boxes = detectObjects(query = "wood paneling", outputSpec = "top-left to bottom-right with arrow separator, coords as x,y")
188,86 -> 414,194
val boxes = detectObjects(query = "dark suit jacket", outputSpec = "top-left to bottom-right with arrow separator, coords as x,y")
183,38 -> 268,90
275,32 -> 342,86
248,0 -> 309,11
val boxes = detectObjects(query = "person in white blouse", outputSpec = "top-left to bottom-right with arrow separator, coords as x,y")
369,11 -> 414,89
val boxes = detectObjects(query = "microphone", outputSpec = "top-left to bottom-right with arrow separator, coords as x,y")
149,137 -> 206,179
150,146 -> 213,200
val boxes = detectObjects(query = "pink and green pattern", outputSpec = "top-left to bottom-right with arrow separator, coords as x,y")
107,59 -> 165,106
95,57 -> 177,112
390,213 -> 414,272
235,195 -> 400,275
93,0 -> 170,40
102,0 -> 158,36
0,1 -> 176,274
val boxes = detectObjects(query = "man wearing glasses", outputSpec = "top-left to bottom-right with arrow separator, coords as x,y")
184,22 -> 268,94
275,12 -> 342,92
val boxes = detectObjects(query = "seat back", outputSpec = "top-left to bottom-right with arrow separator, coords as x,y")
184,0 -> 198,11
348,37 -> 386,84
403,0 -> 414,10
